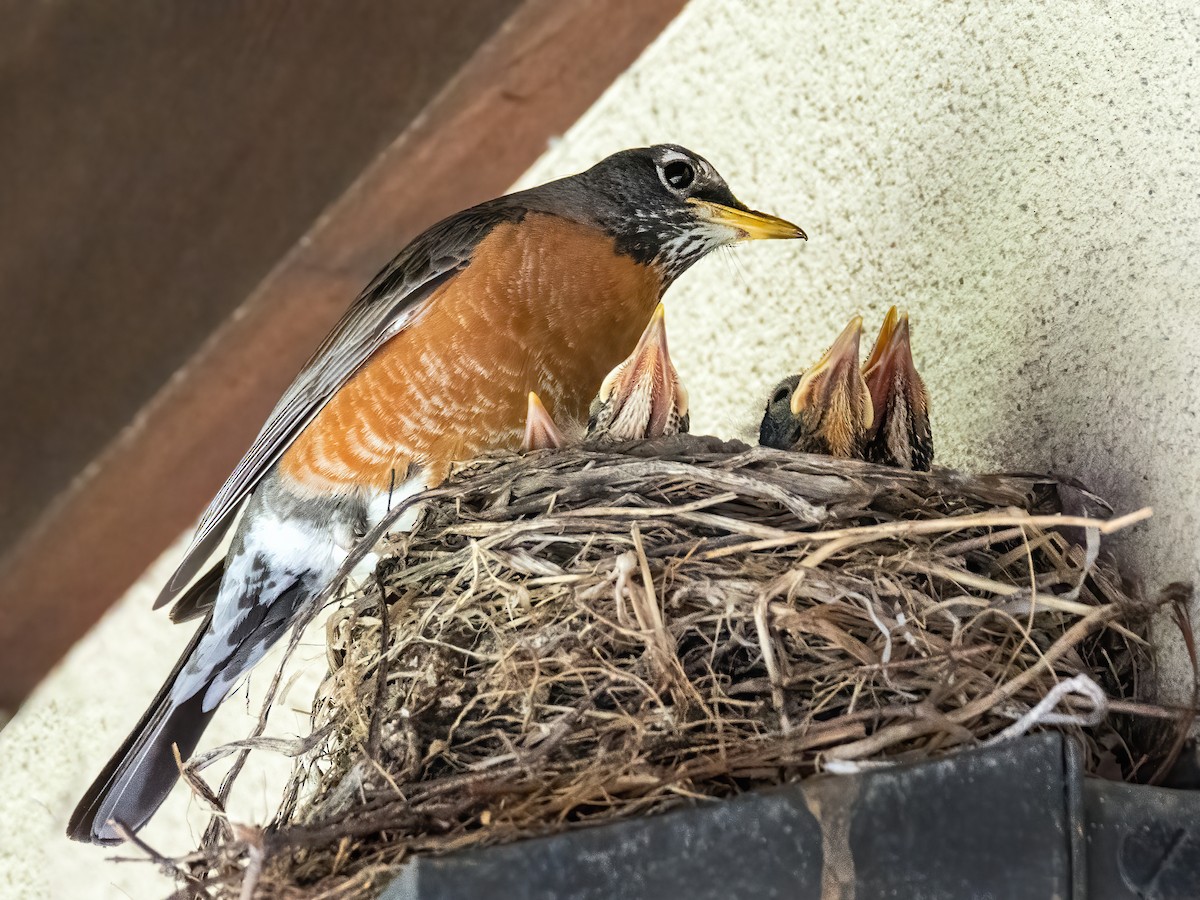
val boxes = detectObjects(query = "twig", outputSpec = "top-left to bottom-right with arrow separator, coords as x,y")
367,575 -> 392,762
702,508 -> 1153,561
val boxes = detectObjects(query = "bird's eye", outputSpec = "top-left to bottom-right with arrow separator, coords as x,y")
662,160 -> 696,192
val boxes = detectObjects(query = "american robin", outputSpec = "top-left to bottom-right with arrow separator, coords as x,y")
861,306 -> 933,471
586,303 -> 689,441
758,315 -> 873,456
69,144 -> 804,844
522,391 -> 568,451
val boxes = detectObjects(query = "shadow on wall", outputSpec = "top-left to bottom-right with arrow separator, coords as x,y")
895,15 -> 1198,627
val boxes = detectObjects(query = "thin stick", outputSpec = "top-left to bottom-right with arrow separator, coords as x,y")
702,508 -> 1153,561
367,575 -> 392,762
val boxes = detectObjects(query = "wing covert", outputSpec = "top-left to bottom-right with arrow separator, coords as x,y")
155,200 -> 527,607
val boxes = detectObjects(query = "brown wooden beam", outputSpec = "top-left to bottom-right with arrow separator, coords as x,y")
0,0 -> 525,556
0,0 -> 688,710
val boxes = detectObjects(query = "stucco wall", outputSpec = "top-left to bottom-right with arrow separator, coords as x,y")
4,1 -> 1198,897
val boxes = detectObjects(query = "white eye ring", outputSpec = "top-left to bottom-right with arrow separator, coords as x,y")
658,158 -> 696,193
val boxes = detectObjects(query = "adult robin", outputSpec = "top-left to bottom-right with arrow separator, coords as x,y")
587,303 -> 689,442
861,306 -> 933,471
758,316 -> 873,456
69,144 -> 804,844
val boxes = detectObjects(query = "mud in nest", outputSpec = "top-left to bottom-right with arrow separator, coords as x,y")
171,436 -> 1194,899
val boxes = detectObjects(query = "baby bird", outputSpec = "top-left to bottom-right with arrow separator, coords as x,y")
587,303 -> 690,441
758,315 -> 874,457
522,392 -> 568,451
861,306 -> 933,471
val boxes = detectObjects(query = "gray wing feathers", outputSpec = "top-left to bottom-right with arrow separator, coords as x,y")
75,185 -> 568,844
155,201 -> 526,608
167,559 -> 223,623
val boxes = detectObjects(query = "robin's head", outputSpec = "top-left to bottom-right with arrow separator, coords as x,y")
588,304 -> 689,442
862,307 -> 933,471
759,316 -> 873,457
539,145 -> 805,285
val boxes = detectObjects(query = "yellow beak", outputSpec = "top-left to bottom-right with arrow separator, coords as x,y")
688,199 -> 807,241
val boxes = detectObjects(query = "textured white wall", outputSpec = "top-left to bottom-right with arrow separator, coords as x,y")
516,0 -> 1200,697
3,2 -> 1198,897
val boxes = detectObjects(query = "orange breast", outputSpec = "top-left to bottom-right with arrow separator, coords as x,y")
280,213 -> 663,494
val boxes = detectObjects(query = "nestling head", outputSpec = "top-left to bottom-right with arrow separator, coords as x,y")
759,316 -> 874,457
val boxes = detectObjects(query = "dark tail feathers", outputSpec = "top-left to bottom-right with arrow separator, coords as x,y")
67,611 -> 217,844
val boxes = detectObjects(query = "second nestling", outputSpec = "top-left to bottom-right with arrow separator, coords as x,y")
523,303 -> 689,450
759,306 -> 933,471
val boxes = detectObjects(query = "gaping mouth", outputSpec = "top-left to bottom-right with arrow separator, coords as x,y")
598,303 -> 688,438
863,305 -> 901,377
787,315 -> 874,459
688,199 -> 807,241
862,306 -> 925,429
790,315 -> 872,427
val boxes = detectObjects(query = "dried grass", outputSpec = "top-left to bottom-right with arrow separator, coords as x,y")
167,436 -> 1194,899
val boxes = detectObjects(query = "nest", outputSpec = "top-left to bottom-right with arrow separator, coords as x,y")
171,436 -> 1194,899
